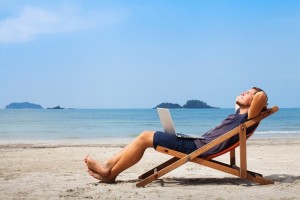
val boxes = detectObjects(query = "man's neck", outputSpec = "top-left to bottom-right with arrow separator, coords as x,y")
239,107 -> 249,114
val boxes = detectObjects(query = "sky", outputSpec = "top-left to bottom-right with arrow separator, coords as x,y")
0,0 -> 299,109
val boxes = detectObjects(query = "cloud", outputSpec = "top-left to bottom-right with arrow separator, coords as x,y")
0,5 -> 125,43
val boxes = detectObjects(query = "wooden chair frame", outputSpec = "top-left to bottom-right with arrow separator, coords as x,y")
137,106 -> 279,187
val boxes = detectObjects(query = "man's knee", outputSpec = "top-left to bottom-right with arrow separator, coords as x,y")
138,131 -> 155,147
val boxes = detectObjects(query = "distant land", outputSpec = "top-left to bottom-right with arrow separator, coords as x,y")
4,100 -> 215,109
5,102 -> 43,109
47,106 -> 64,109
5,102 -> 65,109
154,100 -> 217,109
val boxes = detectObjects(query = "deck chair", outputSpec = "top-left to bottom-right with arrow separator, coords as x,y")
137,106 -> 279,187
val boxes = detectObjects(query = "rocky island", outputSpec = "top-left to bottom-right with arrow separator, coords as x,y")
47,106 -> 64,109
5,102 -> 43,109
153,102 -> 182,109
5,102 -> 67,109
154,100 -> 216,109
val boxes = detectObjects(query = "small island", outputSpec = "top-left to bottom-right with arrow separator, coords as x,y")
47,106 -> 64,109
153,102 -> 182,109
5,102 -> 67,109
5,102 -> 43,109
154,100 -> 217,109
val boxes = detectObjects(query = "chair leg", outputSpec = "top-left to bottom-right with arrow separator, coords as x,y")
230,149 -> 236,166
239,124 -> 247,179
137,152 -> 192,187
138,157 -> 179,180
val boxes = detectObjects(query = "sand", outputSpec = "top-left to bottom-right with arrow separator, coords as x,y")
0,138 -> 300,200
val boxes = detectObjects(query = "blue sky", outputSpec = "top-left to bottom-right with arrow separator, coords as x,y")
0,0 -> 299,108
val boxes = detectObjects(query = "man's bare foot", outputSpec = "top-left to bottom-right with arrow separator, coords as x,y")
87,168 -> 116,183
84,155 -> 117,183
87,168 -> 102,180
84,155 -> 111,177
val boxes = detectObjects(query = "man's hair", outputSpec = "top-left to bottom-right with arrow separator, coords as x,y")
252,86 -> 268,106
252,87 -> 263,93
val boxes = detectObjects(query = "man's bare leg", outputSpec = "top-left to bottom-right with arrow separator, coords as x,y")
85,130 -> 155,183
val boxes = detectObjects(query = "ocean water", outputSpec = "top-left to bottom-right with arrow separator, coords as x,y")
0,108 -> 299,141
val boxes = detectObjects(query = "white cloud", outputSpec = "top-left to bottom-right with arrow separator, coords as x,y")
0,5 -> 125,43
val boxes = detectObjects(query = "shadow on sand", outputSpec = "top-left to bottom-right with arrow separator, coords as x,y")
89,174 -> 300,187
156,174 -> 300,187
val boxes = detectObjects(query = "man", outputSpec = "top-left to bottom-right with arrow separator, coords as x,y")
84,87 -> 268,183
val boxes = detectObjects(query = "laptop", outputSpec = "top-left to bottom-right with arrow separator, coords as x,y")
157,108 -> 204,139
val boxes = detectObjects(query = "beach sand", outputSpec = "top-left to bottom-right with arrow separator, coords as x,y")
0,138 -> 300,200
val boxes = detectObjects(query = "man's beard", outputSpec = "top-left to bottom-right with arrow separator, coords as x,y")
236,100 -> 243,107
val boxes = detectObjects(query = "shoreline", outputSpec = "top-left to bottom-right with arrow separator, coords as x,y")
0,136 -> 299,147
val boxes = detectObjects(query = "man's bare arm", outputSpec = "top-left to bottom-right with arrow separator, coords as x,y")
248,91 -> 268,120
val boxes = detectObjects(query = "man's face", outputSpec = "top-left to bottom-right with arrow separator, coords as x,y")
236,89 -> 256,108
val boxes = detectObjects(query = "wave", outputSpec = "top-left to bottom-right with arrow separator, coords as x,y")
255,131 -> 300,135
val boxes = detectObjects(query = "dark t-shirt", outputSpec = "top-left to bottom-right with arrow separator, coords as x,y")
194,109 -> 257,157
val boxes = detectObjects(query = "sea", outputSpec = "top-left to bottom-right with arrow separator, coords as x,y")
0,108 -> 299,141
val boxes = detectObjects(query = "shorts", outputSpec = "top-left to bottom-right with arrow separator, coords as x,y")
153,131 -> 198,154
